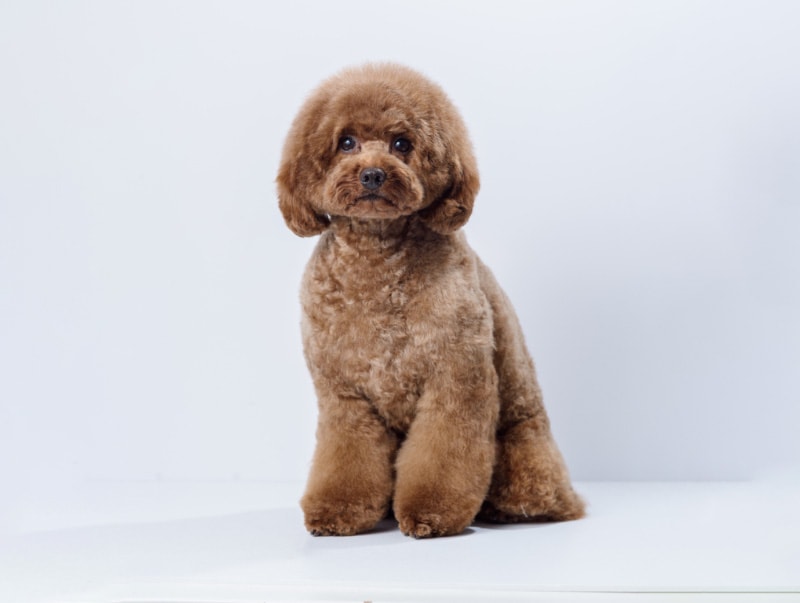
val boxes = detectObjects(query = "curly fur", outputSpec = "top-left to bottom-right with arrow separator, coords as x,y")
277,63 -> 585,538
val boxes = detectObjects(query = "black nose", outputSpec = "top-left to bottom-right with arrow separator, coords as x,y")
360,167 -> 386,190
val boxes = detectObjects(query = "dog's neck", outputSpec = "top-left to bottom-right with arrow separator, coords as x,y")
317,215 -> 462,298
322,215 -> 455,287
331,216 -> 410,240
328,215 -> 444,251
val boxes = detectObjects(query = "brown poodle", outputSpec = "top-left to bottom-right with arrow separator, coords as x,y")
277,63 -> 584,538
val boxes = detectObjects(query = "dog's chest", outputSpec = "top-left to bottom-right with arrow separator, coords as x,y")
301,238 -> 435,429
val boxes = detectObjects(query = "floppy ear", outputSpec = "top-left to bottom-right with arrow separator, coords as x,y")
277,158 -> 329,237
420,149 -> 480,235
276,91 -> 332,238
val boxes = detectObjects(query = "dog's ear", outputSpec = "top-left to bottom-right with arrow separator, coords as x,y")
420,148 -> 480,235
276,93 -> 331,238
277,159 -> 329,237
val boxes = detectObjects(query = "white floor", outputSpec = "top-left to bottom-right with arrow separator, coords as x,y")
2,479 -> 799,602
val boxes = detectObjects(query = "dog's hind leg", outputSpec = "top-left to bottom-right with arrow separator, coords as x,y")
476,261 -> 585,523
479,416 -> 585,523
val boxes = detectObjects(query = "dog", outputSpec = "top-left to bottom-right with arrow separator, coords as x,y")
277,63 -> 584,537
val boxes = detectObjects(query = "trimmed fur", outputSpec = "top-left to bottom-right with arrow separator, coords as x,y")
278,64 -> 584,538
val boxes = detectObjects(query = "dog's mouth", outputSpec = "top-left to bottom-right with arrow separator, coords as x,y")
356,193 -> 394,205
344,193 -> 400,217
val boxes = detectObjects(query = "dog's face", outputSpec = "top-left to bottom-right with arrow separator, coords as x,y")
277,64 -> 479,236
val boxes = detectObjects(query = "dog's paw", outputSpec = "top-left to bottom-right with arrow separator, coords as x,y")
302,496 -> 387,536
394,503 -> 474,538
481,483 -> 586,523
397,512 -> 447,538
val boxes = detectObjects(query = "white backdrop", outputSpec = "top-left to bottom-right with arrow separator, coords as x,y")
2,1 -> 798,524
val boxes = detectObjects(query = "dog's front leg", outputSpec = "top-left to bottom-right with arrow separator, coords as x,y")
300,395 -> 397,536
393,362 -> 499,538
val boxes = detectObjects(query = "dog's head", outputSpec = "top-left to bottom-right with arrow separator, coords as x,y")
277,63 -> 480,236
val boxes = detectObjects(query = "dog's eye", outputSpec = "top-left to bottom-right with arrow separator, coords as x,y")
392,137 -> 412,154
338,136 -> 357,152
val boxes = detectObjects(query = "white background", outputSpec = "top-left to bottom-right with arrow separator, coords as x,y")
1,1 -> 799,529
